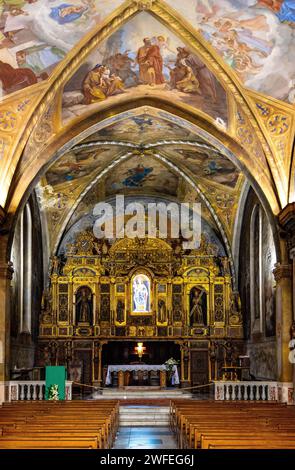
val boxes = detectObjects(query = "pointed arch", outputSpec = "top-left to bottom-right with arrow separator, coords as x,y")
2,0 -> 283,218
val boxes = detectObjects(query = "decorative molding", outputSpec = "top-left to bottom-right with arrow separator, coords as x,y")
273,262 -> 292,282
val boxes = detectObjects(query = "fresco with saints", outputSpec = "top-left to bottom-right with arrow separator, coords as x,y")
0,0 -> 294,102
62,12 -> 228,124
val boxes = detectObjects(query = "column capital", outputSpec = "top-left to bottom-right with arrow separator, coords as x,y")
273,262 -> 292,282
0,261 -> 14,280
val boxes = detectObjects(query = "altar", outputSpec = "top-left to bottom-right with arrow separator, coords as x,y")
105,364 -> 180,389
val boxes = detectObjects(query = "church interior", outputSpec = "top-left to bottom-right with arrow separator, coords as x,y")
0,0 -> 295,451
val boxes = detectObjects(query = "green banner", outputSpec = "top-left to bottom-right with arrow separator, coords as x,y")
45,366 -> 66,400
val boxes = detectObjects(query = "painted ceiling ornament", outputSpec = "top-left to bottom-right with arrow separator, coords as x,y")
266,113 -> 290,136
0,110 -> 17,132
134,0 -> 155,10
256,102 -> 271,119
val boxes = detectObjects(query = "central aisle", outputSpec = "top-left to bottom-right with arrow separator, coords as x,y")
113,426 -> 177,449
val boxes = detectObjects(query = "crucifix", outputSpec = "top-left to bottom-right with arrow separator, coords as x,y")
135,342 -> 146,362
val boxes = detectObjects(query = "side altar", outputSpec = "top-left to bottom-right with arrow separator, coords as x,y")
37,232 -> 244,390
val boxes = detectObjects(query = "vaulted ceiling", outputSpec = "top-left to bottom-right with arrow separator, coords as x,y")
1,0 -> 294,103
36,108 -> 244,255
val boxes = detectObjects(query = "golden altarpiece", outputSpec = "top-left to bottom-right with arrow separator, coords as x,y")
38,231 -> 243,389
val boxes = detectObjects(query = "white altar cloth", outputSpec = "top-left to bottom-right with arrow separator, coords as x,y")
105,364 -> 179,385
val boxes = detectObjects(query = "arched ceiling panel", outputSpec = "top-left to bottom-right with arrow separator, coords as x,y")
62,11 -> 228,126
166,0 -> 295,103
36,108 -> 244,256
0,0 -> 293,103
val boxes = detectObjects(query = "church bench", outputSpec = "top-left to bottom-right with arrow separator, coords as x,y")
3,431 -> 103,448
0,437 -> 100,449
182,417 -> 270,448
170,401 -> 295,449
202,437 -> 295,449
199,431 -> 295,449
0,400 -> 119,449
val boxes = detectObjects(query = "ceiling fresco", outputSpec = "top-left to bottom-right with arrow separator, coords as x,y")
0,0 -> 124,97
62,12 -> 227,125
163,145 -> 241,189
105,154 -> 180,197
84,114 -> 198,143
0,0 -> 293,104
36,109 -> 244,256
167,0 -> 295,103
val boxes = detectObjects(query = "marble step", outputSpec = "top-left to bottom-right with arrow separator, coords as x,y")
119,406 -> 170,426
98,390 -> 191,399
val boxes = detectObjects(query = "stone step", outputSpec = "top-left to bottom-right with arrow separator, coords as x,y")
97,390 -> 191,399
120,407 -> 170,414
119,405 -> 170,426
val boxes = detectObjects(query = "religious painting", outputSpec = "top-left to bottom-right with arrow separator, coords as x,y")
132,274 -> 150,313
167,0 -> 295,103
106,155 -> 179,197
88,109 -> 200,144
166,146 -> 240,189
189,286 -> 207,326
62,12 -> 228,124
0,0 -> 124,97
75,285 -> 93,324
44,147 -> 119,187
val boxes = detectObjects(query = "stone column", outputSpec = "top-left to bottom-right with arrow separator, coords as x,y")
273,264 -> 292,372
278,204 -> 295,404
0,230 -> 13,403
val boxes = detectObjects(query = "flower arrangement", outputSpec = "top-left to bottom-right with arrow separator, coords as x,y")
48,384 -> 59,401
164,357 -> 180,381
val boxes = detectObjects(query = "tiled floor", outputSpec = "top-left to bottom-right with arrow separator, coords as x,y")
113,426 -> 178,449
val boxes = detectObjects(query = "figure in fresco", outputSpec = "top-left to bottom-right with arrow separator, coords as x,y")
256,0 -> 295,22
82,64 -> 124,104
189,286 -> 207,326
174,47 -> 217,100
256,0 -> 283,11
113,164 -> 153,189
136,37 -> 165,86
0,59 -> 37,93
49,4 -> 88,25
175,64 -> 201,94
276,0 -> 295,23
76,286 -> 92,323
199,13 -> 273,80
103,51 -> 138,87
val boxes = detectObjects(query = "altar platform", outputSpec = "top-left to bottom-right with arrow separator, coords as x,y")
92,387 -> 192,400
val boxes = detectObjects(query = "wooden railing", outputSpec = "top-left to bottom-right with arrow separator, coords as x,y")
214,381 -> 278,402
6,381 -> 72,401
